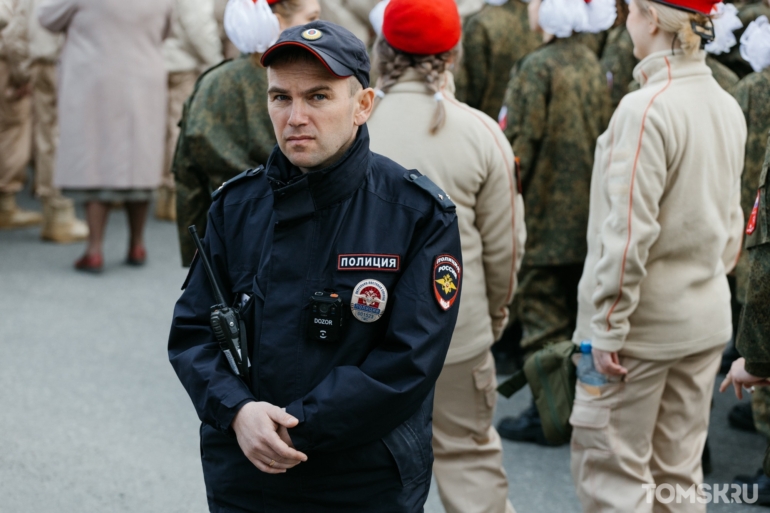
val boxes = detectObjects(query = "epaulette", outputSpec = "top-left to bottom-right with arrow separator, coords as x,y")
211,166 -> 265,200
404,171 -> 456,211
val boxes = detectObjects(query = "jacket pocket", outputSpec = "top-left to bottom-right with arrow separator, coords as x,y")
382,420 -> 429,487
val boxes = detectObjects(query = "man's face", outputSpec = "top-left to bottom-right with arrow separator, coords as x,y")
267,58 -> 371,172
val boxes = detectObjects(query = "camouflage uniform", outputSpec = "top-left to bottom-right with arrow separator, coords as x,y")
737,133 -> 770,474
501,36 -> 611,355
715,2 -> 770,79
173,54 -> 276,266
454,0 -> 542,119
600,25 -> 637,111
576,31 -> 609,57
732,68 -> 770,444
733,67 -> 770,301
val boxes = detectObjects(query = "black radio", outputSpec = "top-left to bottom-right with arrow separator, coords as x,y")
308,291 -> 344,342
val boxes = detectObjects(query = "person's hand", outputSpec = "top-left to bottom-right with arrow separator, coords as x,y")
720,358 -> 770,400
592,348 -> 628,378
231,401 -> 308,474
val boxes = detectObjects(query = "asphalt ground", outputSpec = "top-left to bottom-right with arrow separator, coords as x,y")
0,189 -> 766,513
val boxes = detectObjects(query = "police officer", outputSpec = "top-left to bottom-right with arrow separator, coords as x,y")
168,21 -> 463,512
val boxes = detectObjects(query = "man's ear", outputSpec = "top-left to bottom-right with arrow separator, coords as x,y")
354,87 -> 376,126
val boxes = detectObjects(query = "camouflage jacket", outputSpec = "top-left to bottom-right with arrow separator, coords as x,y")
600,26 -> 637,111
454,0 -> 542,120
501,36 -> 611,266
173,54 -> 276,266
576,30 -> 609,57
737,134 -> 770,379
715,1 -> 770,79
733,67 -> 770,301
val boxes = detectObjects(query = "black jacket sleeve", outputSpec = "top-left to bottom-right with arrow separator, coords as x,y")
168,203 -> 255,432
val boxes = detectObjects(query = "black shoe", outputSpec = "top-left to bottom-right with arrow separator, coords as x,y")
702,438 -> 712,476
729,402 -> 757,432
497,401 -> 551,446
733,469 -> 770,506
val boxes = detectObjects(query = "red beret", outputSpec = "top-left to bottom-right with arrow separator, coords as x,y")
382,0 -> 462,55
650,0 -> 720,16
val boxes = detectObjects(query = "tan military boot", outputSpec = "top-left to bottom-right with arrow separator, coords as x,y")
0,192 -> 43,230
154,187 -> 176,221
40,198 -> 89,243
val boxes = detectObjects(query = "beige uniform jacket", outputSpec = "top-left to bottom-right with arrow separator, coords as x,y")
163,0 -> 222,74
573,50 -> 746,360
14,0 -> 63,65
368,69 -> 526,364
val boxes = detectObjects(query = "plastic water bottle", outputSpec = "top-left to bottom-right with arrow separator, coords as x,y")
577,341 -> 607,386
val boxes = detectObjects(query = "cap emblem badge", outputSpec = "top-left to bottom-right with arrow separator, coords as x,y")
301,29 -> 323,41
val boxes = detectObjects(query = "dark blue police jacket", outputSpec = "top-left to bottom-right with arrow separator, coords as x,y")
168,126 -> 462,512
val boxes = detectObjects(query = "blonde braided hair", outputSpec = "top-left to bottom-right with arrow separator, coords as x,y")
372,37 -> 460,135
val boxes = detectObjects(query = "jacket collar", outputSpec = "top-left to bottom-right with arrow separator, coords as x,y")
633,49 -> 710,87
266,124 -> 370,221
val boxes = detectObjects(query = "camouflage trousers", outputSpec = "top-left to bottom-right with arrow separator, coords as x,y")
753,387 -> 770,439
517,264 -> 583,358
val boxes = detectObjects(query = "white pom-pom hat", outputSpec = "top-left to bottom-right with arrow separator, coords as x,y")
705,3 -> 743,55
224,0 -> 281,54
741,15 -> 770,72
538,0 -> 616,38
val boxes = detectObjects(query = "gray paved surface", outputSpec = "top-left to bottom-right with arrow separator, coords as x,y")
0,192 -> 766,512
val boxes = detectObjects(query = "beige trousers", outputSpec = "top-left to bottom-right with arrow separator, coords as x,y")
162,70 -> 198,190
0,59 -> 32,194
433,349 -> 516,513
29,61 -> 63,202
570,344 -> 724,513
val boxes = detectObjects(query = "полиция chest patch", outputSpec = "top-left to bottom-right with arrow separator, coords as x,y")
338,254 -> 400,272
351,279 -> 388,323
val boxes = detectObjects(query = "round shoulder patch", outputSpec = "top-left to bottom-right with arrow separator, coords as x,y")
351,279 -> 388,323
433,255 -> 461,311
301,28 -> 323,41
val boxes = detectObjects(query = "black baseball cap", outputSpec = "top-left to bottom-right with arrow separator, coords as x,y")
260,20 -> 371,89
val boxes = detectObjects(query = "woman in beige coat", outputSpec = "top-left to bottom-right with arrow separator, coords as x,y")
39,0 -> 173,272
367,0 -> 525,511
570,0 -> 746,509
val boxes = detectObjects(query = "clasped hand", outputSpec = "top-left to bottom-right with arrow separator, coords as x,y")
232,401 -> 308,474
